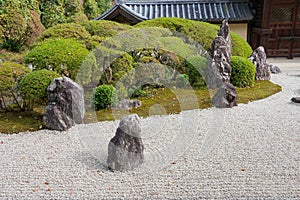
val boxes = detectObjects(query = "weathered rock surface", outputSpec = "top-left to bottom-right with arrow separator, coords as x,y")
249,46 -> 271,80
291,97 -> 300,103
269,64 -> 281,74
208,19 -> 232,87
43,77 -> 85,131
114,99 -> 142,110
212,82 -> 238,108
107,114 -> 144,172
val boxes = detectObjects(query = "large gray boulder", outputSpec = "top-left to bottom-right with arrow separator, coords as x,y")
212,82 -> 238,108
107,114 -> 144,172
43,77 -> 85,131
249,46 -> 271,80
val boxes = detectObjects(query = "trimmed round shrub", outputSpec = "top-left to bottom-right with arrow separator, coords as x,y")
19,69 -> 60,110
24,38 -> 90,79
230,56 -> 256,88
94,84 -> 118,110
82,20 -> 132,37
37,23 -> 91,42
135,18 -> 253,58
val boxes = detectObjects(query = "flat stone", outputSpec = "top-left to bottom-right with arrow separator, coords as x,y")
107,114 -> 144,172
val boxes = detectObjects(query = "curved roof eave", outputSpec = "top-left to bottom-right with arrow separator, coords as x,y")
94,4 -> 147,21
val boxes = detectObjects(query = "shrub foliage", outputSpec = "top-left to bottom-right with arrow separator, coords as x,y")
230,56 -> 256,88
0,61 -> 30,110
19,69 -> 60,110
94,84 -> 118,110
24,38 -> 89,79
135,18 -> 253,58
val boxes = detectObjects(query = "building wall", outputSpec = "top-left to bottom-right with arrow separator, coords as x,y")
230,24 -> 248,41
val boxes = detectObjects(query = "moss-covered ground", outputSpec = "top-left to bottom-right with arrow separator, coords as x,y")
0,81 -> 281,134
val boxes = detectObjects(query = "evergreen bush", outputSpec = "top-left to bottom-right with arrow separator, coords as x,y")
231,56 -> 256,88
19,69 -> 60,110
24,38 -> 89,79
94,84 -> 118,110
0,61 -> 30,110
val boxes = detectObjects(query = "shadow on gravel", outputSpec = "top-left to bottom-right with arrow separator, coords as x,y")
74,151 -> 108,171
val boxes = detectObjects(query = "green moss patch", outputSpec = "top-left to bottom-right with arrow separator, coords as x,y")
0,80 -> 281,134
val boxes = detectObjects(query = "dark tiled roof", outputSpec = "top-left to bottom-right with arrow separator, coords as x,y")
96,0 -> 254,23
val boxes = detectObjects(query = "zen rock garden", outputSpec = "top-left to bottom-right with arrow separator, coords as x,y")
39,20 -> 291,172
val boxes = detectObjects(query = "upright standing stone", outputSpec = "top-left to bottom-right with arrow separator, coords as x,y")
43,77 -> 85,131
207,19 -> 238,108
107,114 -> 144,172
249,46 -> 271,80
209,19 -> 232,86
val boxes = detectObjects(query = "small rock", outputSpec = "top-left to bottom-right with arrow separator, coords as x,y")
291,97 -> 300,103
107,114 -> 144,172
269,64 -> 281,74
114,99 -> 142,110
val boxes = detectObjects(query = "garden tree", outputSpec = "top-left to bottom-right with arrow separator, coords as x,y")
0,0 -> 44,51
19,69 -> 60,111
0,61 -> 30,110
83,0 -> 101,19
64,0 -> 82,18
95,0 -> 111,14
24,38 -> 90,80
39,0 -> 66,28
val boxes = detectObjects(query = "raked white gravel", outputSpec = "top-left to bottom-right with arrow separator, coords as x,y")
0,70 -> 299,199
